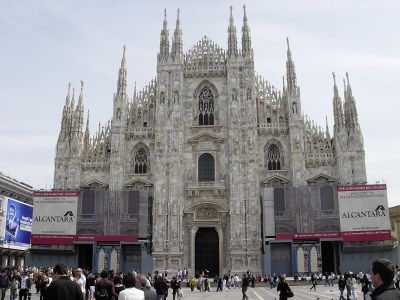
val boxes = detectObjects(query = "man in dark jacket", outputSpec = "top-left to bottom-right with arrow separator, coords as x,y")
44,263 -> 83,300
370,258 -> 400,300
154,274 -> 168,300
95,270 -> 118,300
0,269 -> 9,300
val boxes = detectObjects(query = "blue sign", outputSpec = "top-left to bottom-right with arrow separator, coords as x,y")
5,198 -> 33,248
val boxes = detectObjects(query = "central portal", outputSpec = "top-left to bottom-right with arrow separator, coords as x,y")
195,227 -> 219,276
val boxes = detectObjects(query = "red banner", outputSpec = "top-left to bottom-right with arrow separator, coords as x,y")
34,191 -> 80,197
275,230 -> 392,242
341,230 -> 391,242
276,232 -> 341,240
31,234 -> 138,245
337,184 -> 386,192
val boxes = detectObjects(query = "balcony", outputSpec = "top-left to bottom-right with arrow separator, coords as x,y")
186,180 -> 226,197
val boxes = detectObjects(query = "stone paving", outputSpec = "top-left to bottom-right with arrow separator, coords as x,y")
10,283 -> 368,300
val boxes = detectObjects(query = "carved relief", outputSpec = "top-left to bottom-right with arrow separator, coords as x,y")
195,207 -> 219,221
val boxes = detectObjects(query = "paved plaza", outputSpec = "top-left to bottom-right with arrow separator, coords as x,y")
13,283 -> 366,300
174,285 -> 365,300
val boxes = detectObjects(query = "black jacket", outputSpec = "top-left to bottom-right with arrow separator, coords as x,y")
0,274 -> 9,288
44,276 -> 84,300
371,282 -> 400,300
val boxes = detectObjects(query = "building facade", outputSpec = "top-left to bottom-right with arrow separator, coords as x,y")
0,172 -> 33,267
52,7 -> 370,275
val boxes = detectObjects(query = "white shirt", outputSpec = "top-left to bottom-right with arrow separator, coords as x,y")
20,276 -> 29,289
118,288 -> 144,300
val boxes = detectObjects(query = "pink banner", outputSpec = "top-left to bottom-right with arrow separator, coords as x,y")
31,234 -> 138,245
275,230 -> 392,242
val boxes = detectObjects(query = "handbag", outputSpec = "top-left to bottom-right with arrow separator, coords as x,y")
286,288 -> 294,298
177,288 -> 184,298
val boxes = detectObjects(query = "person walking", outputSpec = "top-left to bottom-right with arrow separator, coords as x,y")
360,274 -> 370,300
338,275 -> 346,300
95,270 -> 118,300
44,264 -> 83,300
241,274 -> 249,300
10,278 -> 18,300
369,258 -> 400,299
153,274 -> 168,300
117,274 -> 144,300
277,275 -> 292,300
0,269 -> 9,300
136,274 -> 157,300
170,276 -> 181,300
18,272 -> 31,300
309,273 -> 317,292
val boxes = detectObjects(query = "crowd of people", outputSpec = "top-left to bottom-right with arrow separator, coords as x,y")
0,258 -> 399,299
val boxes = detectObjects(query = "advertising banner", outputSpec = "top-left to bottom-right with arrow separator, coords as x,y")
338,184 -> 391,242
31,191 -> 79,245
1,197 -> 33,250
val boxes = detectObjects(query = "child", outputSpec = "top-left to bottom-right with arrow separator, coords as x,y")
10,278 -> 18,300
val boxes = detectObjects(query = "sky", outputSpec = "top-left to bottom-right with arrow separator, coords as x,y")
0,1 -> 399,206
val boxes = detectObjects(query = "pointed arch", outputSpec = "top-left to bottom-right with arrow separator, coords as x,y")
194,80 -> 218,126
264,139 -> 285,170
131,143 -> 150,174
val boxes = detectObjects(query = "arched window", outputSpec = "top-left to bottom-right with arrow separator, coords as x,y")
266,144 -> 283,170
198,88 -> 214,125
134,147 -> 148,174
198,153 -> 215,181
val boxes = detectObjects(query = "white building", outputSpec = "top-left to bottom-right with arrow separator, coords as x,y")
53,7 -> 367,275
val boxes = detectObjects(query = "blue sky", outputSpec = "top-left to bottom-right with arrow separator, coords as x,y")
0,1 -> 399,205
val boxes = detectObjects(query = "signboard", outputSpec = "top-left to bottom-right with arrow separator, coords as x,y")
31,191 -> 79,245
276,232 -> 341,240
338,184 -> 391,241
0,196 -> 33,250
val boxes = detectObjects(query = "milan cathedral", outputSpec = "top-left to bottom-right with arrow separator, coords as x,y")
53,6 -> 366,275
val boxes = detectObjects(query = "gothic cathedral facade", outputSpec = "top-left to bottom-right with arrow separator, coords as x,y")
53,7 -> 366,275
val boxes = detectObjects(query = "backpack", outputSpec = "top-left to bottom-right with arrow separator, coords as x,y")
95,281 -> 109,300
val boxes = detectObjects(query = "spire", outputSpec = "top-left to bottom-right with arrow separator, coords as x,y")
75,80 -> 85,133
241,5 -> 252,57
325,116 -> 330,138
71,87 -> 75,110
116,46 -> 127,95
159,9 -> 170,61
59,83 -> 72,140
171,9 -> 183,61
133,81 -> 137,102
227,5 -> 238,58
78,80 -> 84,107
66,82 -> 71,106
84,110 -> 90,153
332,72 -> 344,131
286,38 -> 298,95
344,72 -> 359,129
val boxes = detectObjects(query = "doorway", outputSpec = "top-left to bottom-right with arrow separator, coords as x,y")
77,244 -> 93,270
195,227 -> 219,276
321,241 -> 339,274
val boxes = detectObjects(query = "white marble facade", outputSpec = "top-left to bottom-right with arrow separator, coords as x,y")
53,7 -> 366,275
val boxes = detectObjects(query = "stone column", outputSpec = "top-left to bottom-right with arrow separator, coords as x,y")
9,256 -> 15,267
191,227 -> 196,275
1,255 -> 8,267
